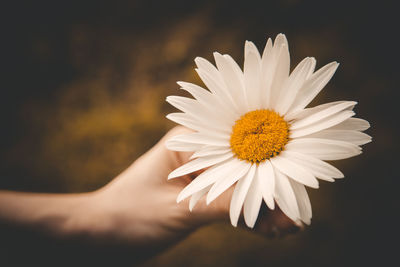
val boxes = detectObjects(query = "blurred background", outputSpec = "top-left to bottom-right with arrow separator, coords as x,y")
0,0 -> 398,266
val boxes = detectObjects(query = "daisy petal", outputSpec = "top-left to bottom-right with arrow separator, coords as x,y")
243,174 -> 263,228
189,185 -> 211,211
195,68 -> 240,114
177,82 -> 238,123
269,35 -> 290,110
167,133 -> 229,147
194,57 -> 225,88
290,101 -> 357,130
257,160 -> 275,209
244,40 -> 262,60
177,81 -> 211,102
262,36 -> 290,108
177,158 -> 238,202
286,138 -> 362,160
285,100 -> 356,121
260,38 -> 274,107
166,95 -> 197,112
168,152 -> 232,180
244,48 -> 262,110
270,156 -> 319,188
288,61 -> 339,113
206,160 -> 251,204
329,117 -> 370,131
166,113 -> 230,136
288,179 -> 312,225
277,57 -> 316,115
273,168 -> 300,221
190,146 -> 232,159
166,95 -> 233,129
303,130 -> 372,145
229,164 -> 257,227
214,52 -> 247,114
289,110 -> 355,138
281,151 -> 344,181
261,37 -> 273,60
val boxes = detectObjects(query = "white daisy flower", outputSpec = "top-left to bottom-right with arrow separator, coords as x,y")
165,34 -> 371,228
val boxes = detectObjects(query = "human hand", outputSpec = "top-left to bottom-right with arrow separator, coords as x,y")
89,126 -> 302,250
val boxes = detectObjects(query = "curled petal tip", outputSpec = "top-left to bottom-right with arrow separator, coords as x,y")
176,194 -> 184,203
213,51 -> 222,58
194,57 -> 203,63
230,220 -> 238,227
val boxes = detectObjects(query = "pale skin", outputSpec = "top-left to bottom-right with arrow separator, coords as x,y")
0,127 -> 301,262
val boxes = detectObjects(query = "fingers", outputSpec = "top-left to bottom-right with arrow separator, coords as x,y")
254,205 -> 303,238
159,127 -> 304,237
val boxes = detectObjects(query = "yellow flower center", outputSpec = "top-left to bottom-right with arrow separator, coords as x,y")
230,109 -> 290,163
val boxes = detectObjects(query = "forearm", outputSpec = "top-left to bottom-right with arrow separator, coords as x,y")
0,190 -> 149,266
0,190 -> 103,239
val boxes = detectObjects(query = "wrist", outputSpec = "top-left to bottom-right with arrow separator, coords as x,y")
59,191 -> 115,241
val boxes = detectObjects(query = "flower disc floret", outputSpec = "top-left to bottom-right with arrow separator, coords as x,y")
230,109 -> 290,163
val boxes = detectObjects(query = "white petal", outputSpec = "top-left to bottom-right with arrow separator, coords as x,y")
329,117 -> 370,131
303,130 -> 372,146
273,168 -> 300,221
269,35 -> 290,111
166,95 -> 233,130
229,164 -> 257,227
195,68 -> 240,114
193,59 -> 240,120
288,62 -> 339,113
244,40 -> 261,60
289,110 -> 355,138
166,95 -> 197,112
276,57 -> 316,115
257,160 -> 275,209
194,57 -> 225,88
190,146 -> 232,159
244,48 -> 262,110
176,158 -> 238,202
281,151 -> 343,182
243,173 -> 263,228
288,179 -> 312,225
167,133 -> 229,147
285,138 -> 362,160
177,81 -> 210,101
262,40 -> 289,109
260,38 -> 274,108
165,139 -> 203,152
168,152 -> 232,179
177,81 -> 236,122
214,52 -> 247,114
270,155 -> 319,188
224,54 -> 245,78
290,101 -> 357,130
166,113 -> 230,137
261,38 -> 273,60
285,100 -> 356,121
206,160 -> 251,204
189,185 -> 211,211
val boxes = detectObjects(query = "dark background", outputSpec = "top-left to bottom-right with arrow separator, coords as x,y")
0,0 -> 398,266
